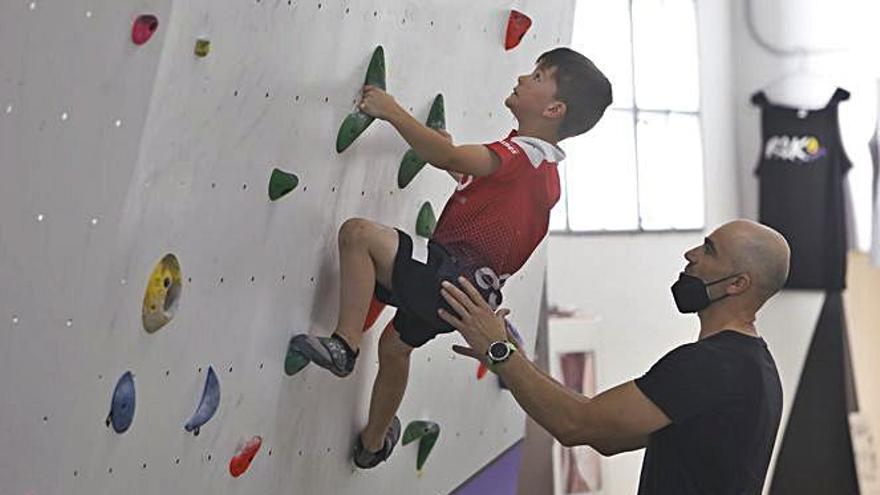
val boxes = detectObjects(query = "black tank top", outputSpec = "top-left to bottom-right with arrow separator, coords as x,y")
752,88 -> 852,290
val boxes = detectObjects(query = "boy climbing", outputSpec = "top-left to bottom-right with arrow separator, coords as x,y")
288,47 -> 612,468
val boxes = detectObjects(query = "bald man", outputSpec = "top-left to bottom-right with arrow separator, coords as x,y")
438,220 -> 789,495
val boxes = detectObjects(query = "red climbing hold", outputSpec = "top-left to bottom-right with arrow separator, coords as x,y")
504,10 -> 532,50
363,295 -> 385,332
229,436 -> 262,478
476,362 -> 489,380
131,15 -> 159,46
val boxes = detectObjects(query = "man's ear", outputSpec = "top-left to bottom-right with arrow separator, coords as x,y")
544,101 -> 566,121
728,273 -> 751,295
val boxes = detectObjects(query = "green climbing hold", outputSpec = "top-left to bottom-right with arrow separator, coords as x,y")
268,168 -> 299,201
364,45 -> 386,90
416,202 -> 436,238
397,149 -> 425,189
284,340 -> 310,376
425,94 -> 446,130
397,94 -> 446,189
402,420 -> 440,471
335,46 -> 386,153
336,112 -> 375,154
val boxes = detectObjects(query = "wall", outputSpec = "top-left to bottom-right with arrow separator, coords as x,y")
0,1 -> 574,494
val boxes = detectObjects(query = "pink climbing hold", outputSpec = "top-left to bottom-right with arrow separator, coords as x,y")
229,436 -> 262,478
504,10 -> 532,51
131,15 -> 159,46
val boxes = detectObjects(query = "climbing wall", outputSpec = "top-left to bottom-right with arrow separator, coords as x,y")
0,0 -> 575,493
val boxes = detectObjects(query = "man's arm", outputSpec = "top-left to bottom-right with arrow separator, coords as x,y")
510,352 -> 650,454
437,278 -> 669,455
494,354 -> 668,455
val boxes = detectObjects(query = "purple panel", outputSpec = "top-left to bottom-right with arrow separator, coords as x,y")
451,440 -> 523,495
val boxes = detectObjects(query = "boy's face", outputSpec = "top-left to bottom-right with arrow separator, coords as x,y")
504,64 -> 562,121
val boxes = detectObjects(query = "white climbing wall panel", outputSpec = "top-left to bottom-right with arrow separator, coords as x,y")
0,0 -> 575,493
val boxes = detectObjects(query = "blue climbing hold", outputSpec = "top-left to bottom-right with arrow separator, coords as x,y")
106,371 -> 136,433
185,366 -> 220,436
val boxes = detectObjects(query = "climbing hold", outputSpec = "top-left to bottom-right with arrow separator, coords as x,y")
229,436 -> 262,478
194,39 -> 211,57
476,362 -> 489,380
131,15 -> 159,46
335,46 -> 386,153
336,113 -> 373,154
504,10 -> 532,50
402,420 -> 440,471
184,366 -> 220,436
268,168 -> 299,201
478,320 -> 524,382
363,295 -> 386,332
106,371 -> 135,434
284,336 -> 310,376
416,202 -> 436,238
398,94 -> 446,189
424,94 -> 446,130
142,254 -> 182,334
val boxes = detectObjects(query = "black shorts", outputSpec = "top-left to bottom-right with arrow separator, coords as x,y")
374,229 -> 500,348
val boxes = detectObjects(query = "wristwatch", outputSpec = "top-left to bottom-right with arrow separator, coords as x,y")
486,341 -> 517,371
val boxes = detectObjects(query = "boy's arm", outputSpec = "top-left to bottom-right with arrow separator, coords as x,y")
360,86 -> 501,178
435,129 -> 463,183
386,106 -> 499,177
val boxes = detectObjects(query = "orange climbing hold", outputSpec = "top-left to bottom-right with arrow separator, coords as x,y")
230,436 -> 262,478
363,295 -> 385,332
504,10 -> 532,50
131,15 -> 159,46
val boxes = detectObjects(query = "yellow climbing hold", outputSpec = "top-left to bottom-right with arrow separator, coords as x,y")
194,39 -> 211,57
142,254 -> 183,334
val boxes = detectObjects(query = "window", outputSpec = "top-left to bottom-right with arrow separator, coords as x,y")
551,0 -> 705,233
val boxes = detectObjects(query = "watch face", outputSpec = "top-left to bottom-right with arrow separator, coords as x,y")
489,342 -> 509,360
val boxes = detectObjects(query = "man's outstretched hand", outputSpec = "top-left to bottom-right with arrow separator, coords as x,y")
438,277 -> 514,362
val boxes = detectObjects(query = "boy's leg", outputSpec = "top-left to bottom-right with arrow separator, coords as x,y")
359,322 -> 413,455
333,218 -> 398,351
290,218 -> 398,376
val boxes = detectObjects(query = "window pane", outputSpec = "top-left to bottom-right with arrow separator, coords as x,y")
550,161 -> 569,231
636,112 -> 704,230
632,0 -> 700,111
571,0 -> 633,109
566,110 -> 639,231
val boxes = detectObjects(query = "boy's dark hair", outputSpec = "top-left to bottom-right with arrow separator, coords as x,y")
537,48 -> 612,140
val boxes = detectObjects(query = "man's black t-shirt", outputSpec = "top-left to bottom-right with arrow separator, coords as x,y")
634,331 -> 783,495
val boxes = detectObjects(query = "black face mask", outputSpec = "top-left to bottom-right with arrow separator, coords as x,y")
671,272 -> 739,314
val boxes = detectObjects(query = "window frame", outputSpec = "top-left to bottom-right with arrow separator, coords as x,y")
551,0 -> 706,236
